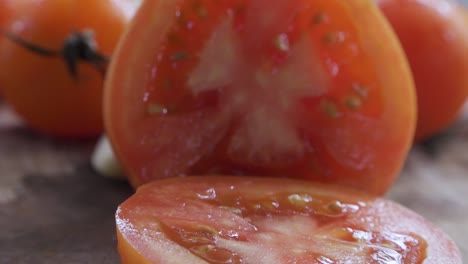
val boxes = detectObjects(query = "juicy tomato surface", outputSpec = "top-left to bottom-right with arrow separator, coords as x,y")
116,176 -> 461,264
0,0 -> 130,138
377,0 -> 468,142
105,0 -> 416,194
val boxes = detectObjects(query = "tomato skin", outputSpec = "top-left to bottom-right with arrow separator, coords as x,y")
377,0 -> 468,142
0,0 -> 129,138
116,176 -> 462,264
105,0 -> 416,194
0,3 -> 11,97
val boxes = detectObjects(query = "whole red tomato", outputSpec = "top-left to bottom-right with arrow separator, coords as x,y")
377,0 -> 468,142
105,0 -> 416,194
0,0 -> 130,138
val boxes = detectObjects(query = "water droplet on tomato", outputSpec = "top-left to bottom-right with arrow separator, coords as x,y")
197,188 -> 217,200
288,193 -> 313,207
324,201 -> 360,216
316,255 -> 335,264
226,230 -> 240,240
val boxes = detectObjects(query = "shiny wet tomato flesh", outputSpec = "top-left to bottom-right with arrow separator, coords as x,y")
105,0 -> 416,194
116,177 -> 461,264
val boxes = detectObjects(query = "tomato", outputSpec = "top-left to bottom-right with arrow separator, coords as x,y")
0,0 -> 130,138
116,176 -> 461,263
376,0 -> 468,142
105,0 -> 416,194
0,3 -> 12,97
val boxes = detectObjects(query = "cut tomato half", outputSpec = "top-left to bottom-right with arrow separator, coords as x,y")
104,0 -> 416,194
116,177 -> 461,264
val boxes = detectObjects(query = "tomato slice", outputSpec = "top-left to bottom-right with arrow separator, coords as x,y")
105,0 -> 416,194
116,176 -> 461,264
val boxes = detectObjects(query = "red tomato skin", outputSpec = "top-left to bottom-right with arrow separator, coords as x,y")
105,0 -> 416,194
116,176 -> 462,264
0,0 -> 129,138
377,0 -> 468,142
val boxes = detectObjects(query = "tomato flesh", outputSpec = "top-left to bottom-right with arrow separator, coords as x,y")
116,177 -> 461,264
105,0 -> 416,194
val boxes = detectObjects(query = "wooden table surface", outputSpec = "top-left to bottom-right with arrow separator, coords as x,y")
1,99 -> 468,263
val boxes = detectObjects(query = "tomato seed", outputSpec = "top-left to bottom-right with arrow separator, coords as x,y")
198,7 -> 208,18
327,227 -> 358,242
288,193 -> 313,207
323,32 -> 346,44
192,245 -> 244,264
344,95 -> 362,109
192,244 -> 215,254
274,33 -> 290,52
192,1 -> 208,18
352,83 -> 369,98
311,12 -> 327,25
147,103 -> 169,115
321,100 -> 340,118
197,225 -> 218,237
170,51 -> 189,61
187,236 -> 214,244
325,201 -> 345,215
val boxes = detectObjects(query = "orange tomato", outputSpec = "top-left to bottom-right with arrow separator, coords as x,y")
377,0 -> 468,142
105,0 -> 416,194
0,0 -> 130,138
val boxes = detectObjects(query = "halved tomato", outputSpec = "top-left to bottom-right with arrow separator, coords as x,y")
105,0 -> 416,194
116,176 -> 461,263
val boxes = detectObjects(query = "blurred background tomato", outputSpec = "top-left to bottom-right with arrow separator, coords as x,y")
377,0 -> 468,142
0,0 -> 137,138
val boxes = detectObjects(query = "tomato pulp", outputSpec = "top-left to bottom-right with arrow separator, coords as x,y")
116,176 -> 462,264
105,0 -> 416,194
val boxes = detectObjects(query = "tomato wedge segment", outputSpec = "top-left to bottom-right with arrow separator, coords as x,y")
104,0 -> 416,194
116,176 -> 461,264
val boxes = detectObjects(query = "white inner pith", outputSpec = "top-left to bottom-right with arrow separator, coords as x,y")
213,216 -> 417,263
187,17 -> 327,164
